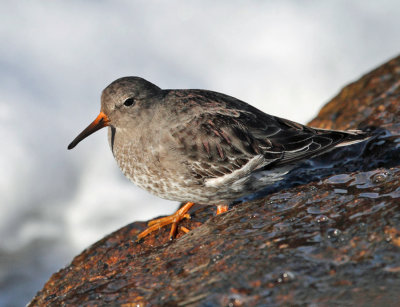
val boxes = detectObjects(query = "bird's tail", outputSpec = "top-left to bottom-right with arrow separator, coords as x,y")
317,128 -> 371,147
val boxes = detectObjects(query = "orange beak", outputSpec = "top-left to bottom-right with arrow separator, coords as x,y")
68,112 -> 110,150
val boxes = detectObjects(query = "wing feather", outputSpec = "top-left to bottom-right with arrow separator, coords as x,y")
165,90 -> 368,186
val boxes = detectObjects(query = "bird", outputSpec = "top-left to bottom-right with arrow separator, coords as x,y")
68,77 -> 369,241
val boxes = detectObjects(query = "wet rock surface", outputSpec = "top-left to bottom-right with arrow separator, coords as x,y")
30,56 -> 400,306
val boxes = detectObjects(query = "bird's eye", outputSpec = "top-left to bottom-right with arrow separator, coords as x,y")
123,98 -> 135,107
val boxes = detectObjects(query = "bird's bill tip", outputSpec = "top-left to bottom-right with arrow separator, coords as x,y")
67,112 -> 110,150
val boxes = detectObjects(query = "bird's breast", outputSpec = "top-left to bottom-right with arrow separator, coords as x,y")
108,127 -> 204,202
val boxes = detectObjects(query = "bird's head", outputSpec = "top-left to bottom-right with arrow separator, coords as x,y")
68,77 -> 161,150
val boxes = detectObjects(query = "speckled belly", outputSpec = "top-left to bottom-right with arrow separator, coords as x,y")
110,138 -> 212,203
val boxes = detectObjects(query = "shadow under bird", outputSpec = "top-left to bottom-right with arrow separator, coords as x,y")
68,77 -> 369,240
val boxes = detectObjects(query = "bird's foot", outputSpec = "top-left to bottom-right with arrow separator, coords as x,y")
137,202 -> 195,241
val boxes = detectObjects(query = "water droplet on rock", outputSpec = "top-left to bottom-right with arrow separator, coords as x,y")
315,215 -> 329,224
250,213 -> 260,219
211,254 -> 223,263
277,271 -> 295,283
327,228 -> 342,242
372,171 -> 388,184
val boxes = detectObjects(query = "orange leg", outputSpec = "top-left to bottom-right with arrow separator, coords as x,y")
216,204 -> 229,215
137,202 -> 195,241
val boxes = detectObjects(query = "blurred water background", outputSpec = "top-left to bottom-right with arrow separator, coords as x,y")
1,1 -> 400,306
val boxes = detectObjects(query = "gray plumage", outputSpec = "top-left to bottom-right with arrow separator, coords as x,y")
69,77 -> 369,205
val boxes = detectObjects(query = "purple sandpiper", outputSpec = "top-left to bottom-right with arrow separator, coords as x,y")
68,77 -> 369,240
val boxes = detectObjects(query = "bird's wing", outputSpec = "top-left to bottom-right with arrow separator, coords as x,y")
166,90 -> 366,186
167,91 -> 284,184
179,113 -> 285,180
